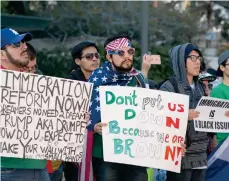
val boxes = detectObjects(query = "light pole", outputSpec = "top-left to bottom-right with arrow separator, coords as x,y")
141,1 -> 149,68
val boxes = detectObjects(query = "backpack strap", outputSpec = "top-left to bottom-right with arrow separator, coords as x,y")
168,76 -> 179,93
158,76 -> 180,93
135,73 -> 147,88
169,77 -> 207,96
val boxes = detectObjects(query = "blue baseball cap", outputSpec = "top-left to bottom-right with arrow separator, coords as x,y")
1,28 -> 32,49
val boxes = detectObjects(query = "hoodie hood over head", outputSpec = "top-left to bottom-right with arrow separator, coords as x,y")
169,43 -> 203,94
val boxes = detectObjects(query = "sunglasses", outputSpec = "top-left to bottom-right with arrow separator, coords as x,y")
111,48 -> 135,57
81,53 -> 100,60
1,41 -> 25,50
208,84 -> 213,90
204,83 -> 213,90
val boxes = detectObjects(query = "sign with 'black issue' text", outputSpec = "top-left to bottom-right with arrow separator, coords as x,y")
194,97 -> 229,133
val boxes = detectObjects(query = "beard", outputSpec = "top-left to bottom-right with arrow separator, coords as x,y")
5,49 -> 29,68
112,59 -> 133,72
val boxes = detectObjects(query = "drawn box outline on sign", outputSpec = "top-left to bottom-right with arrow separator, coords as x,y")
99,86 -> 189,173
0,69 -> 93,162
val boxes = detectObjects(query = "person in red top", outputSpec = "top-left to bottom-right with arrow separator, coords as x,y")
1,28 -> 50,181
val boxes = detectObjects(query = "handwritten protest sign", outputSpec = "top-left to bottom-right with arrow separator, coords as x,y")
0,70 -> 93,162
99,86 -> 189,173
194,96 -> 229,133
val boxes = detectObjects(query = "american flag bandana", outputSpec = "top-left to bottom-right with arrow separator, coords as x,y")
105,37 -> 131,52
79,61 -> 148,181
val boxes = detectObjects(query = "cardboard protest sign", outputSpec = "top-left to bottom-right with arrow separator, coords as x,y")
0,70 -> 93,162
194,97 -> 229,133
99,86 -> 189,173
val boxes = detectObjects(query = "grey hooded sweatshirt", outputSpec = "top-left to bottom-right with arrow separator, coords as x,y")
160,43 -> 208,169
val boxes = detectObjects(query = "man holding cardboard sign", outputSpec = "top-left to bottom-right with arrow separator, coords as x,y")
160,43 -> 208,181
0,28 -> 49,181
87,35 -> 149,181
85,36 -> 186,181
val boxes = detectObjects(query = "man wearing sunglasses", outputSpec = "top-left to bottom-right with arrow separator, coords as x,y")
1,28 -> 49,181
66,41 -> 100,181
160,44 -> 209,181
83,36 -> 149,181
68,41 -> 100,81
198,72 -> 216,96
1,28 -> 31,70
210,50 -> 229,145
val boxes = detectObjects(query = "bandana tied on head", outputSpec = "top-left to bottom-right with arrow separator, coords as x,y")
105,37 -> 132,54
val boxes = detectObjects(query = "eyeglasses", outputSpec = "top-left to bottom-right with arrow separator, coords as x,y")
81,53 -> 100,60
203,83 -> 213,91
111,48 -> 135,57
187,55 -> 204,62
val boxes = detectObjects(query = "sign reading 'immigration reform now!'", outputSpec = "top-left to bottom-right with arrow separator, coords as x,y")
194,97 -> 229,133
0,70 -> 93,162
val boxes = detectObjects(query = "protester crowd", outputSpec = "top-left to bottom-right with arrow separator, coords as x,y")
1,27 -> 229,181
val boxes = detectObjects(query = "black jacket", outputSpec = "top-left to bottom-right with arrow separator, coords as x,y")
68,68 -> 87,82
64,68 -> 87,181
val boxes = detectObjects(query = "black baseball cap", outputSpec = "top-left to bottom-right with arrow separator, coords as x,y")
71,41 -> 98,60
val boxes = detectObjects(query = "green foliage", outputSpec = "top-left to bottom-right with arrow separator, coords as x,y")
222,23 -> 229,40
1,1 -> 203,45
131,42 -> 172,83
37,47 -> 72,78
147,46 -> 173,83
3,1 -> 193,82
1,1 -> 9,13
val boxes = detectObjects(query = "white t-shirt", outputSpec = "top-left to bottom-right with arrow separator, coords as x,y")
190,83 -> 195,89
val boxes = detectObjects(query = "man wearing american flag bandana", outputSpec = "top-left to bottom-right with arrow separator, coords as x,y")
79,36 -> 149,181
